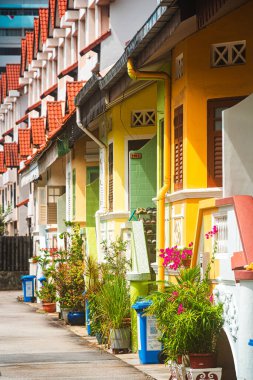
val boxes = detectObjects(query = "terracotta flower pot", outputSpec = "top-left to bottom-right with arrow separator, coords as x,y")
189,353 -> 217,368
42,302 -> 56,313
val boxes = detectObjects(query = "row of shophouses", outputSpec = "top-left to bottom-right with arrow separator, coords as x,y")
1,0 -> 253,378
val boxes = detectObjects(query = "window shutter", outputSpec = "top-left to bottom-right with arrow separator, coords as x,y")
207,97 -> 244,187
108,143 -> 113,212
72,168 -> 76,219
37,187 -> 47,225
174,105 -> 183,190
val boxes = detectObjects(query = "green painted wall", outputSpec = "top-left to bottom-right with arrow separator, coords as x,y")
86,178 -> 99,227
130,136 -> 157,213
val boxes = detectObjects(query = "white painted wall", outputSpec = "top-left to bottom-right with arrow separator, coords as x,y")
223,94 -> 253,197
100,0 -> 158,71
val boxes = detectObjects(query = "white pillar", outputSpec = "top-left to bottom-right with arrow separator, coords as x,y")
237,280 -> 253,380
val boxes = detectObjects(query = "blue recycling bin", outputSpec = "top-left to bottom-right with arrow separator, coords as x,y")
21,275 -> 36,302
132,300 -> 162,364
85,299 -> 92,335
248,339 -> 253,346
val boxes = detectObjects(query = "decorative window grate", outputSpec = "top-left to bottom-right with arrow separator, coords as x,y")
175,53 -> 183,79
131,110 -> 156,127
211,41 -> 246,67
214,213 -> 228,254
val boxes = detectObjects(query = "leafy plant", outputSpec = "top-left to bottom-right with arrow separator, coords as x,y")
0,205 -> 11,236
36,281 -> 56,303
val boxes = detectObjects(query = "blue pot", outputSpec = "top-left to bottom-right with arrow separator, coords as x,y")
67,311 -> 85,326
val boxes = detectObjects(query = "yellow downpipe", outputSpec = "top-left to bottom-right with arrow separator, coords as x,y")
127,58 -> 170,288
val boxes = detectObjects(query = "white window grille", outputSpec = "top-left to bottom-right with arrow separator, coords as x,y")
131,110 -> 156,127
175,53 -> 183,79
214,212 -> 228,254
211,40 -> 246,67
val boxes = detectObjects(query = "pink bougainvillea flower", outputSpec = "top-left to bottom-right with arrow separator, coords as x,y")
172,291 -> 179,297
209,294 -> 214,303
189,242 -> 193,247
177,303 -> 185,315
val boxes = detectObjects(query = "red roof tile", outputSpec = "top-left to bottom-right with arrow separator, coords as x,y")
16,198 -> 29,208
58,61 -> 78,79
4,143 -> 19,168
18,129 -> 31,156
66,81 -> 85,112
49,0 -> 56,29
34,17 -> 39,56
26,100 -> 41,114
2,128 -> 13,137
26,32 -> 34,66
31,118 -> 46,146
80,30 -> 111,57
6,64 -> 20,91
16,114 -> 29,125
39,8 -> 49,44
58,0 -> 67,18
0,152 -> 6,174
1,73 -> 7,100
47,101 -> 63,133
21,38 -> 27,75
40,83 -> 58,99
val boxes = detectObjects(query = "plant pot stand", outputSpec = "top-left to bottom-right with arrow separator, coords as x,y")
169,363 -> 222,380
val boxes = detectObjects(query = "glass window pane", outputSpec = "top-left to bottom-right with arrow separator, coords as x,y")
54,188 -> 60,195
49,196 -> 55,203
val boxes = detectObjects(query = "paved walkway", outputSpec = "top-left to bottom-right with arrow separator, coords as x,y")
0,291 -> 166,380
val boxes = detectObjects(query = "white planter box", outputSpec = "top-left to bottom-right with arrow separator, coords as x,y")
169,363 -> 222,380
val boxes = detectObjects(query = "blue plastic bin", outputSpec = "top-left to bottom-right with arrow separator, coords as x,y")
85,299 -> 92,335
21,275 -> 36,302
132,300 -> 162,364
38,276 -> 47,285
248,339 -> 253,346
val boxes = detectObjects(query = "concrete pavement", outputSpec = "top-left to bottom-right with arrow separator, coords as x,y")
0,291 -> 158,379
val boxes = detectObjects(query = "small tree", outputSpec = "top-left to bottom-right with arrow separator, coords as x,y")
0,205 -> 11,236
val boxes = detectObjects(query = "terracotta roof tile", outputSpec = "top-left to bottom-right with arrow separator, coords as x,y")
2,128 -> 13,137
26,32 -> 34,66
26,100 -> 41,114
47,101 -> 63,133
6,64 -> 20,91
18,129 -> 32,156
39,8 -> 49,45
4,143 -> 19,168
49,0 -> 56,29
16,198 -> 29,208
1,73 -> 7,100
34,17 -> 39,56
0,152 -> 6,174
21,38 -> 27,75
66,81 -> 85,112
31,118 -> 46,146
16,114 -> 29,125
40,83 -> 57,99
80,30 -> 111,57
58,0 -> 67,18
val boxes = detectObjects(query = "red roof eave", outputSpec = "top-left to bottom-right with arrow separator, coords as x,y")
16,198 -> 29,208
26,100 -> 41,114
16,114 -> 28,125
58,61 -> 78,79
40,83 -> 58,99
2,128 -> 14,137
79,30 -> 111,57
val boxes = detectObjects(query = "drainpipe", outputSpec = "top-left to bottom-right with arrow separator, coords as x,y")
127,58 -> 171,287
76,106 -> 107,259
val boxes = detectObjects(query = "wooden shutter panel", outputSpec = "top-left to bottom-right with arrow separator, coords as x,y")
37,187 -> 47,225
174,105 -> 183,190
109,143 -> 113,212
207,97 -> 244,187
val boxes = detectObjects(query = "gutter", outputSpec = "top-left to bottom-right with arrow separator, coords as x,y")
76,106 -> 108,257
127,58 -> 171,288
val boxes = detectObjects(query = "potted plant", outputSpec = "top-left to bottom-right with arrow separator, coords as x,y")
36,281 -> 57,313
147,226 -> 223,369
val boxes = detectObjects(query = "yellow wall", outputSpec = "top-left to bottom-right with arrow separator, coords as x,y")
171,1 -> 253,190
107,83 -> 157,212
71,136 -> 87,226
